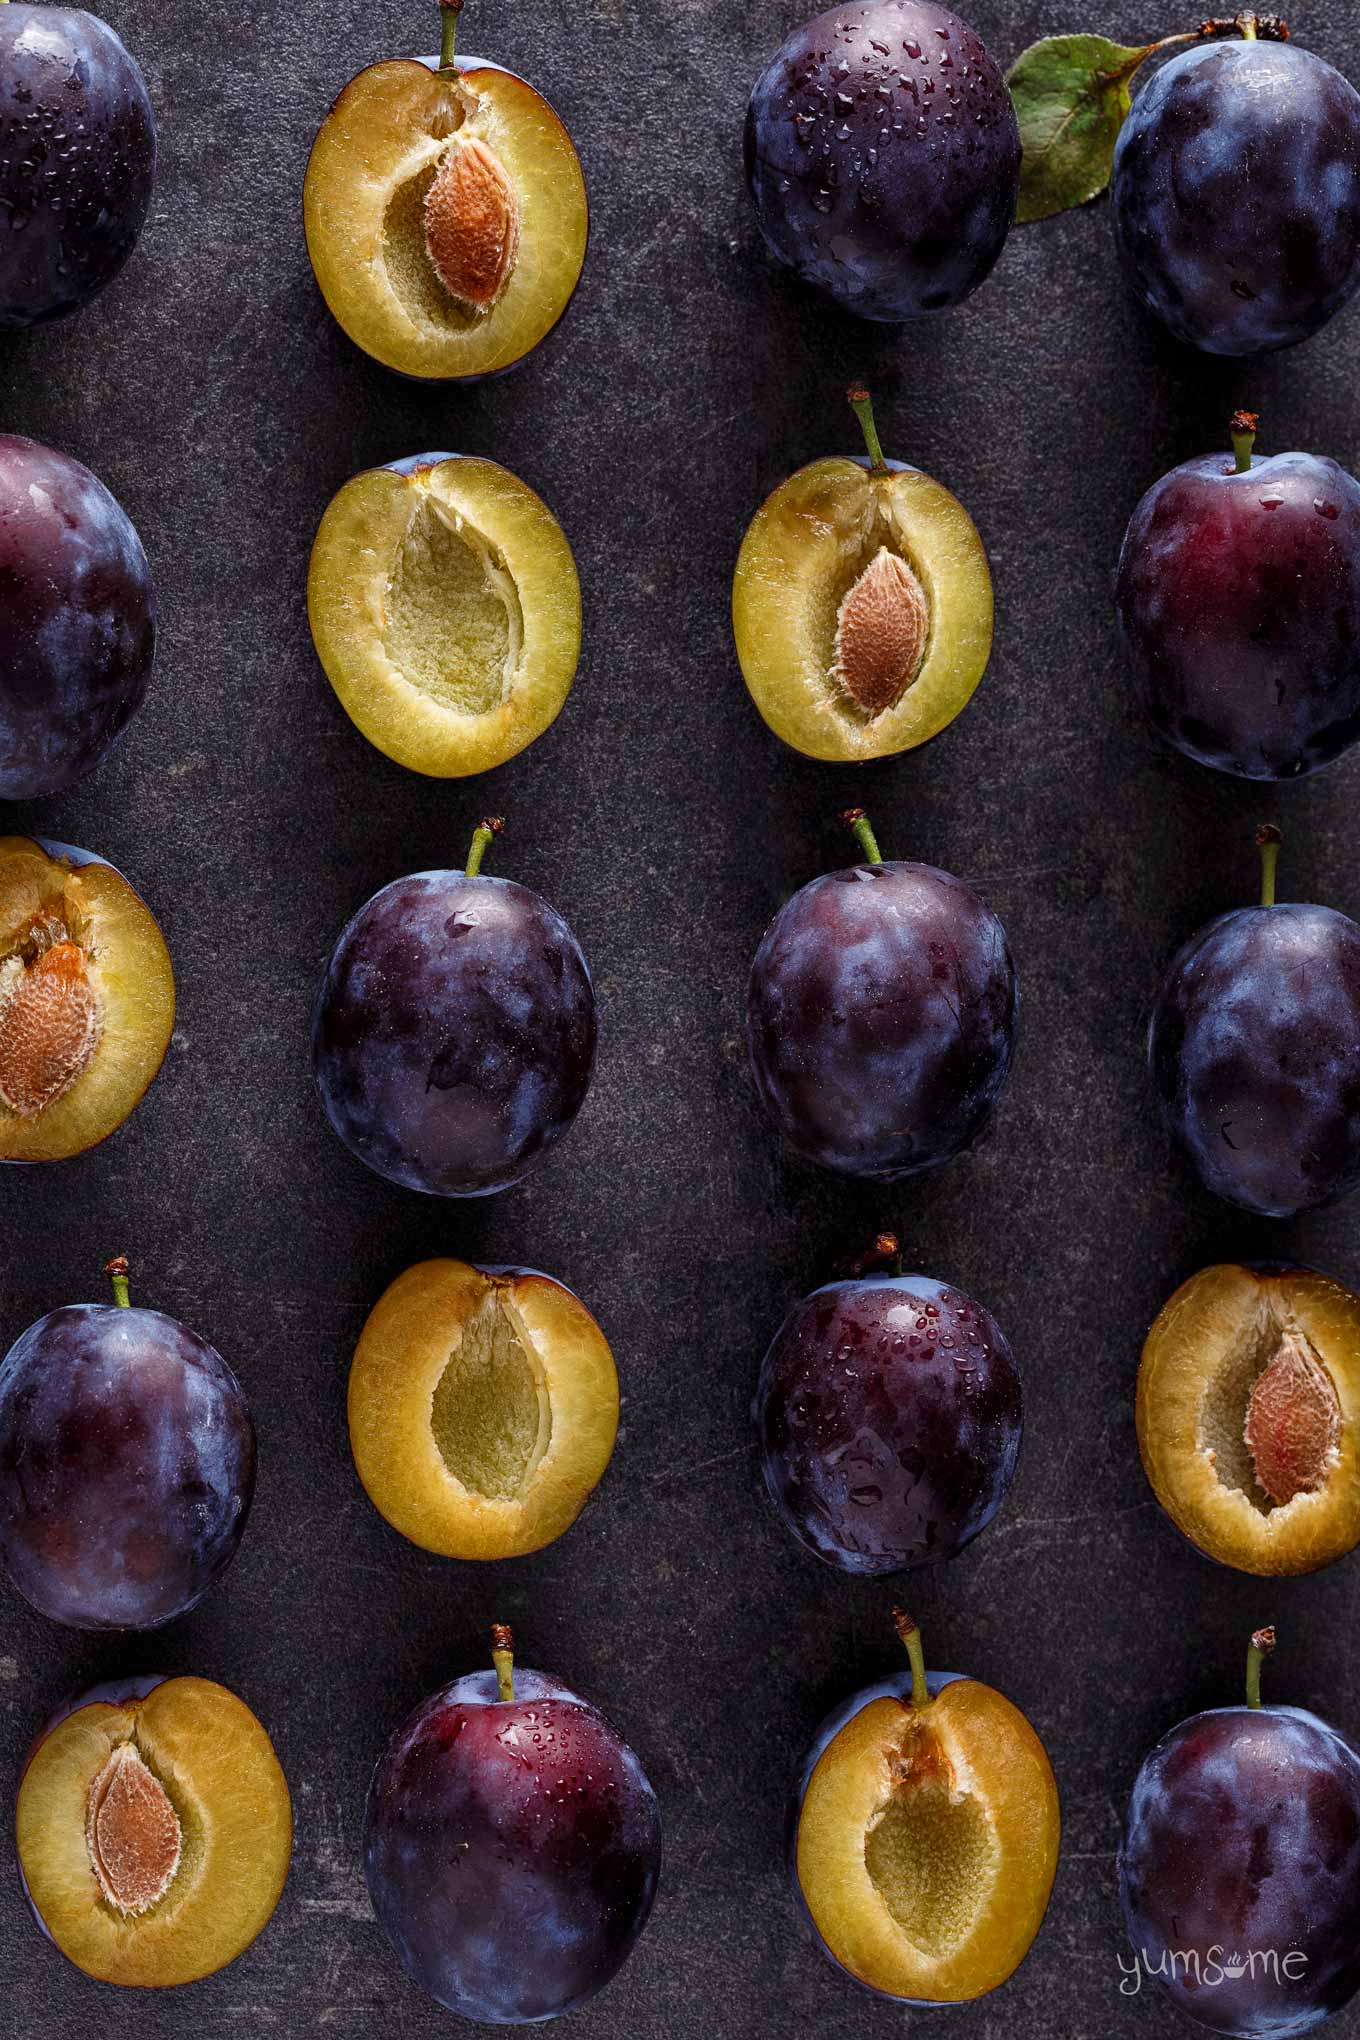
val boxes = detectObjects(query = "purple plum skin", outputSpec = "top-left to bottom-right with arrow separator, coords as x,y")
746,858 -> 1017,1180
744,0 -> 1019,322
754,1273 -> 1021,1573
0,435 -> 156,800
1149,904 -> 1360,1219
1111,40 -> 1360,358
364,1667 -> 662,2024
0,6 -> 155,330
312,868 -> 597,1198
1120,1705 -> 1360,2036
0,1304 -> 256,1631
1116,449 -> 1360,780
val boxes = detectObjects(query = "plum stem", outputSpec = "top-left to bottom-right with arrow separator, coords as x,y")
1256,822 -> 1282,907
845,1232 -> 903,1279
1195,13 -> 1289,41
1246,1625 -> 1276,1708
104,1255 -> 131,1309
491,1623 -> 515,1702
464,816 -> 504,879
893,1609 -> 929,1709
847,385 -> 888,474
438,0 -> 464,71
1231,410 -> 1259,473
840,806 -> 883,866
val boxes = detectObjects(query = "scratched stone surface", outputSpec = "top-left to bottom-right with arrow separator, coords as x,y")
3,1 -> 1360,2035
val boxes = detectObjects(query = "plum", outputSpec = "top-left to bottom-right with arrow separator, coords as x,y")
1149,827 -> 1360,1218
753,1240 -> 1021,1573
747,809 -> 1017,1180
312,818 -> 596,1197
364,1626 -> 661,2023
0,436 -> 156,800
1120,1629 -> 1360,2036
745,0 -> 1020,321
0,6 -> 155,330
1116,414 -> 1360,780
0,1258 -> 255,1630
1111,33 -> 1360,357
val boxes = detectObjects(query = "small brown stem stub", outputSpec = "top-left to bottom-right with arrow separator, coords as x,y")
480,817 -> 505,837
842,1233 -> 903,1279
103,1255 -> 130,1280
490,1622 -> 513,1653
1252,1625 -> 1277,1656
1255,822 -> 1283,849
1231,409 -> 1260,438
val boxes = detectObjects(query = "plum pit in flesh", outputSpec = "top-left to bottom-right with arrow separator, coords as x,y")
0,916 -> 101,1121
85,1743 -> 182,1916
1202,1307 -> 1339,1513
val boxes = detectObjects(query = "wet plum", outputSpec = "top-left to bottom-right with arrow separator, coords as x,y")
0,435 -> 156,800
312,819 -> 596,1198
1120,1629 -> 1360,2036
0,6 -> 156,330
0,1259 -> 255,1631
745,0 -> 1020,321
1149,828 -> 1360,1218
1111,35 -> 1360,357
364,1626 -> 661,2023
746,810 -> 1017,1180
754,1245 -> 1021,1573
1116,415 -> 1360,780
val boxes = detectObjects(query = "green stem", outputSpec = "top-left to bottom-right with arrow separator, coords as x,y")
491,1623 -> 515,1703
104,1256 -> 131,1309
438,0 -> 461,71
847,384 -> 888,474
840,806 -> 883,866
1257,822 -> 1282,907
1231,409 -> 1259,474
1246,1626 -> 1275,1709
893,1609 -> 929,1710
464,816 -> 503,879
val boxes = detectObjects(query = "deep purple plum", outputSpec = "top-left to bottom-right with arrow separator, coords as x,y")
1117,418 -> 1360,780
1111,37 -> 1360,357
0,435 -> 156,800
744,0 -> 1019,321
754,1259 -> 1020,1573
1120,1631 -> 1360,2036
312,821 -> 596,1198
0,1261 -> 255,1631
0,6 -> 155,330
747,812 -> 1017,1180
364,1628 -> 661,2024
1149,830 -> 1360,1218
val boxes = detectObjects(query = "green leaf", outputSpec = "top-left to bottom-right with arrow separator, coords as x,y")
1006,34 -> 1152,226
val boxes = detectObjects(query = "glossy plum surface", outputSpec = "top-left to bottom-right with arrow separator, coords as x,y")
747,857 -> 1017,1179
312,867 -> 596,1198
1117,447 -> 1360,779
1150,904 -> 1360,1218
0,1303 -> 255,1630
365,1665 -> 661,2023
744,0 -> 1019,321
0,436 -> 156,800
1111,40 -> 1360,357
0,6 -> 155,330
1120,1705 -> 1360,2035
754,1273 -> 1021,1572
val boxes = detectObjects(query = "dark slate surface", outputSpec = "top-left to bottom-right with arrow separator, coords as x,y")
3,1 -> 1360,2035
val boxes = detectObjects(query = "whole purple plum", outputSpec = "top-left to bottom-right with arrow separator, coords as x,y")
0,435 -> 156,800
754,1253 -> 1021,1573
1149,828 -> 1360,1217
0,1259 -> 255,1631
0,6 -> 156,329
744,0 -> 1020,321
746,811 -> 1017,1179
1120,1629 -> 1360,2036
1111,36 -> 1360,356
312,820 -> 597,1197
364,1627 -> 661,2024
1116,416 -> 1360,779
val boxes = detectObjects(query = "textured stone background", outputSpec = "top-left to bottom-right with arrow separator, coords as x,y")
4,0 -> 1360,2034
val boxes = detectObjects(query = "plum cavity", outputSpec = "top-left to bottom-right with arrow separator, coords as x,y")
865,1767 -> 998,1959
1200,1305 -> 1339,1515
385,493 -> 523,714
430,1287 -> 550,1500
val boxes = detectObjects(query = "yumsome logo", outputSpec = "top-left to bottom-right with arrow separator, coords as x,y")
1118,1946 -> 1308,1997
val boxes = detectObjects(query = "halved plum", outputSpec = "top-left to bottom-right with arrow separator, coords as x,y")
308,452 -> 580,776
303,1 -> 587,380
733,387 -> 993,762
1137,1263 -> 1360,1577
16,1675 -> 292,1987
0,838 -> 174,1163
348,1258 -> 618,1558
